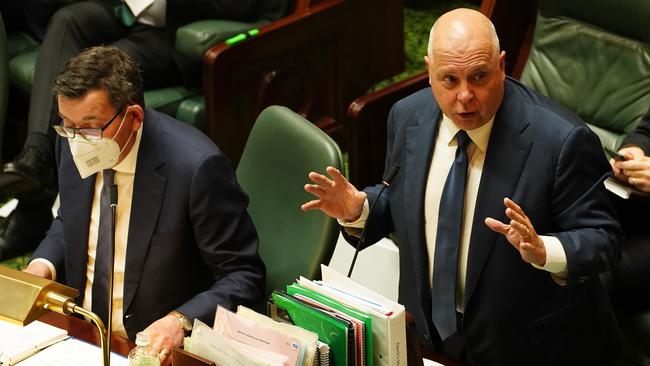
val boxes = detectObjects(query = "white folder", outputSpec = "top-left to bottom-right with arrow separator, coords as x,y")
299,265 -> 407,366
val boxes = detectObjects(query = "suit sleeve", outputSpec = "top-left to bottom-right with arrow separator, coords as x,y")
32,137 -> 67,281
176,152 -> 265,322
341,102 -> 400,249
620,106 -> 650,155
550,125 -> 623,283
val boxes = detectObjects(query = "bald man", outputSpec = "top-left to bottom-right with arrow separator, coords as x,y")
302,8 -> 622,365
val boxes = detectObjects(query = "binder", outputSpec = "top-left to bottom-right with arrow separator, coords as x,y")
315,342 -> 330,366
305,265 -> 407,366
287,283 -> 373,366
271,291 -> 355,366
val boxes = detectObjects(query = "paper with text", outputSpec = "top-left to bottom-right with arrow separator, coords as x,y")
188,319 -> 286,366
14,338 -> 127,366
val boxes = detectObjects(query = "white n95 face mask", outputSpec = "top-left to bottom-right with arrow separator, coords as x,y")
69,138 -> 121,179
68,110 -> 133,179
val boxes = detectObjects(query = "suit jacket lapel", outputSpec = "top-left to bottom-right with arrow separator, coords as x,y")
464,89 -> 532,308
59,141 -> 95,299
123,111 -> 167,313
405,107 -> 441,297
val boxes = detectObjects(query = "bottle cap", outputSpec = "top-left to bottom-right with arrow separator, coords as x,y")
135,332 -> 151,347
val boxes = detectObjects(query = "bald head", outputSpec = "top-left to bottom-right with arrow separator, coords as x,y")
427,8 -> 500,61
422,8 -> 506,130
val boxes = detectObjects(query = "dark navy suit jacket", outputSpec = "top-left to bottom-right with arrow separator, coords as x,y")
355,78 -> 623,364
34,108 -> 265,339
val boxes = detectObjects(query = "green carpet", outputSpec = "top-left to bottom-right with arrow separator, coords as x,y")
372,0 -> 479,91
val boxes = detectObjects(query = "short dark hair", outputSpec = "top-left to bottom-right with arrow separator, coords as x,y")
52,46 -> 145,109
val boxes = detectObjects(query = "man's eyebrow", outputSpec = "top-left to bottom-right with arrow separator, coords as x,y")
58,112 -> 103,122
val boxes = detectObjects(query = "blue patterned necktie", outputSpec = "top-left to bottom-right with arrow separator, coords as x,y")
432,130 -> 470,341
91,169 -> 116,327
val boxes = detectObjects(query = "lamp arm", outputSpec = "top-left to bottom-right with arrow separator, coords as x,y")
42,292 -> 110,366
72,305 -> 111,366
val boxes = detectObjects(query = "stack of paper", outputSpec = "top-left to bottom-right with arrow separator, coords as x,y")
0,320 -> 68,365
186,306 -> 320,366
268,265 -> 406,366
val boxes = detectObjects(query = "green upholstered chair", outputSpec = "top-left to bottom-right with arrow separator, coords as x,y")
236,105 -> 342,300
517,0 -> 650,151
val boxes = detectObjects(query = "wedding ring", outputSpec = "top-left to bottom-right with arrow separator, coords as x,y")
631,177 -> 637,185
522,227 -> 531,240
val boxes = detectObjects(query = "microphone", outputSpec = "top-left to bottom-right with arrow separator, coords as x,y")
347,164 -> 400,277
107,181 -> 118,352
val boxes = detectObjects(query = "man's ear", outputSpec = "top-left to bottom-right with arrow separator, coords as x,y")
129,105 -> 145,130
424,55 -> 433,86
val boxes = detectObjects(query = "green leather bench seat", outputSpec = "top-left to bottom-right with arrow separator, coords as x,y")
175,19 -> 268,60
6,32 -> 39,94
5,19 -> 263,129
520,0 -> 650,150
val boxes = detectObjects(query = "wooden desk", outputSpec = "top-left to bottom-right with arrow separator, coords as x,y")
39,311 -> 134,357
38,311 -> 466,366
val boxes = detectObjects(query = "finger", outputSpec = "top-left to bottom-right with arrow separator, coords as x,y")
611,163 -> 623,177
619,160 -> 647,171
503,197 -> 526,217
301,200 -> 322,211
505,207 -> 530,227
484,217 -> 509,235
510,220 -> 531,241
159,348 -> 170,361
308,172 -> 334,187
325,166 -> 346,182
304,184 -> 327,197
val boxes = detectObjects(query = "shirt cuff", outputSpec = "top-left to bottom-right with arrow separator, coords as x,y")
30,258 -> 57,281
531,235 -> 567,274
337,199 -> 370,228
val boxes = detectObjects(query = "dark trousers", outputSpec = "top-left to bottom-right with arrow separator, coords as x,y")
27,0 -> 183,138
434,312 -> 476,365
608,195 -> 650,310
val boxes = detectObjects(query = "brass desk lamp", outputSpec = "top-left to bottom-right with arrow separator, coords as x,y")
0,265 -> 111,366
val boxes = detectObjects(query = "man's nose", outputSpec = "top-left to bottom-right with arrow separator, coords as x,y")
457,82 -> 474,104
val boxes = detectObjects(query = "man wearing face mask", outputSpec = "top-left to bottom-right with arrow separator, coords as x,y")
23,46 -> 265,365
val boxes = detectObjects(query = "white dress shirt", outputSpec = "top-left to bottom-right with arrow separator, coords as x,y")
126,0 -> 166,27
341,114 -> 567,312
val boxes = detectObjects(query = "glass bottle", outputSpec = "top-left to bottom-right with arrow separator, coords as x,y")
128,332 -> 161,366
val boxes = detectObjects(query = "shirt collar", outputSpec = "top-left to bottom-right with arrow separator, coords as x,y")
113,126 -> 142,174
440,113 -> 494,153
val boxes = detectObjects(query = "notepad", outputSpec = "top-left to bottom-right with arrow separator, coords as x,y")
12,338 -> 128,366
604,176 -> 650,199
0,320 -> 68,365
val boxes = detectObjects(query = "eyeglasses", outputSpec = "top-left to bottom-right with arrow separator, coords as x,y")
53,106 -> 125,140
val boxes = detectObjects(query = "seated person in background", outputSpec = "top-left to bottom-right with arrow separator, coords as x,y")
24,46 -> 265,365
0,0 -> 62,260
0,0 -> 287,261
302,8 -> 623,365
609,106 -> 650,310
0,0 -> 60,42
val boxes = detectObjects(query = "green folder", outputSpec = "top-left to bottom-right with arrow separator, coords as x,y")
287,283 -> 373,366
271,290 -> 351,366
